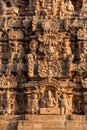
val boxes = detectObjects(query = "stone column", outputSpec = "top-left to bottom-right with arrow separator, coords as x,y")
6,90 -> 17,115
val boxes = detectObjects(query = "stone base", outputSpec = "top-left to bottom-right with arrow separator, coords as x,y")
40,108 -> 60,114
0,114 -> 87,130
18,114 -> 66,130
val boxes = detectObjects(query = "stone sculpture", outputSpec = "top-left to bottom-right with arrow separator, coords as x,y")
0,0 -> 86,118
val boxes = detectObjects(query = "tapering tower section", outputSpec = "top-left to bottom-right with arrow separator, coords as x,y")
0,0 -> 87,130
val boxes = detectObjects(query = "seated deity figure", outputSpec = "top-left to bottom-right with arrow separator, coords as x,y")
46,90 -> 57,108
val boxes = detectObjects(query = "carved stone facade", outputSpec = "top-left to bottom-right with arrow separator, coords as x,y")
0,0 -> 87,129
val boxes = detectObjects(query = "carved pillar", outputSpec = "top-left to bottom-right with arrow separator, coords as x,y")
6,90 -> 17,115
25,88 -> 31,114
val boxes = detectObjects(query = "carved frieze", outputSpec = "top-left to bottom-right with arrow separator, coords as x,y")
0,70 -> 17,88
0,0 -> 86,116
8,29 -> 24,40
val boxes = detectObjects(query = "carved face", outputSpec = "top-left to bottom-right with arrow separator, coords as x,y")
48,90 -> 52,98
33,93 -> 38,99
29,40 -> 38,51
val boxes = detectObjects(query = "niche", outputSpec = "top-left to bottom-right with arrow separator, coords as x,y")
71,0 -> 83,12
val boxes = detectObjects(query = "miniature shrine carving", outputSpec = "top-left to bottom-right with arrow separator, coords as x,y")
0,0 -> 86,118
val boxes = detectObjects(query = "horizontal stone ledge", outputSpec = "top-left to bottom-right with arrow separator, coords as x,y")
40,108 -> 60,115
42,122 -> 66,129
24,114 -> 66,121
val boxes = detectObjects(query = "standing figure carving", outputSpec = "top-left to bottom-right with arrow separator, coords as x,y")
31,90 -> 39,114
9,42 -> 24,60
28,40 -> 38,77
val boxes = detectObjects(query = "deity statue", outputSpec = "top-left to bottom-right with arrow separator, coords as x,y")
59,92 -> 69,115
9,42 -> 24,60
27,40 -> 38,77
61,39 -> 72,58
29,40 -> 38,60
45,90 -> 57,108
31,90 -> 39,114
28,54 -> 35,77
0,0 -> 85,120
6,91 -> 16,115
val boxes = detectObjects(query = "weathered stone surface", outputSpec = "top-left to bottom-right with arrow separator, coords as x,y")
40,108 -> 60,114
70,115 -> 83,122
0,0 -> 87,130
42,122 -> 66,129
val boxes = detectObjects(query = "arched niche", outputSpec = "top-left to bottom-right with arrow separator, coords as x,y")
71,0 -> 83,12
39,79 -> 61,108
40,79 -> 61,98
40,79 -> 60,91
6,1 -> 11,7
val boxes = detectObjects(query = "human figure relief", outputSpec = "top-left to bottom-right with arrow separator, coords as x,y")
59,92 -> 69,115
1,0 -> 19,16
31,90 -> 39,114
46,90 -> 57,108
9,42 -> 24,60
